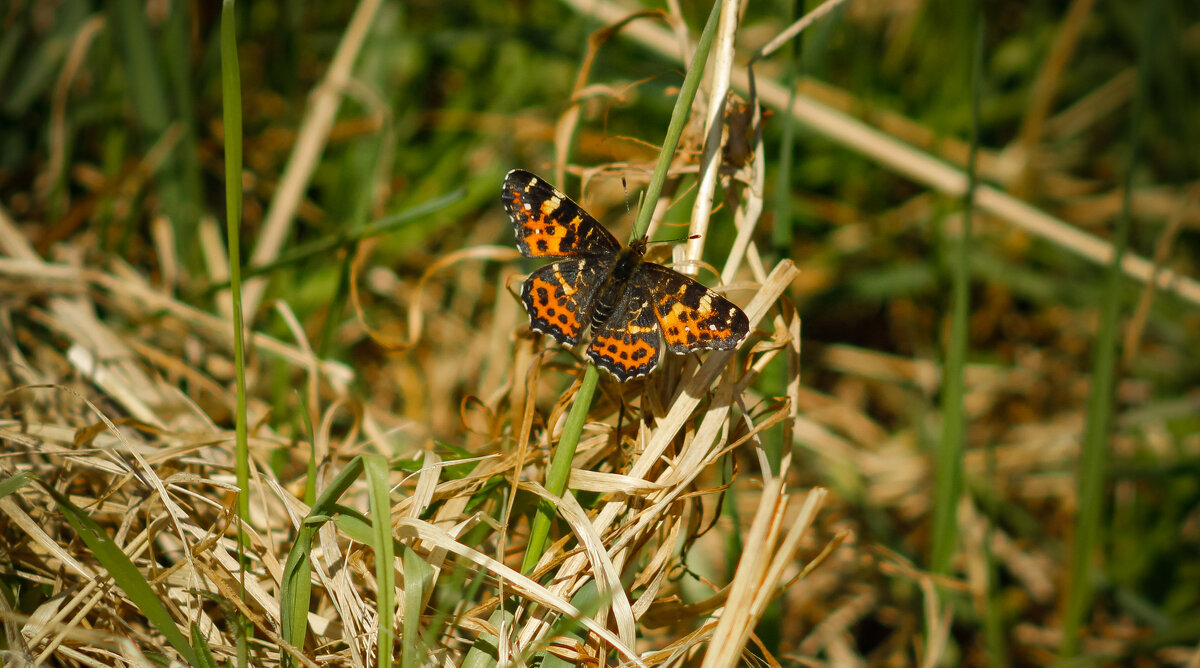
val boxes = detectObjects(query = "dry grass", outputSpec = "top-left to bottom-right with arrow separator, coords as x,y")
0,173 -> 819,666
0,4 -> 820,661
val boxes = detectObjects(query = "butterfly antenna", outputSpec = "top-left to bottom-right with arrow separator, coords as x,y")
647,233 -> 701,247
622,176 -> 635,222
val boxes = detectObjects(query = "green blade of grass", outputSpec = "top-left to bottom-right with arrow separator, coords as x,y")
162,0 -> 204,248
518,0 -> 724,577
220,0 -> 248,533
43,484 -> 200,667
279,519 -> 316,668
963,7 -> 1009,665
220,2 -> 251,665
0,21 -> 26,93
112,0 -> 185,235
461,608 -> 514,667
0,472 -> 36,499
329,504 -> 446,664
3,21 -> 67,116
929,0 -> 982,577
191,622 -> 221,668
364,455 -> 396,668
401,546 -> 433,668
218,2 -> 253,665
1059,0 -> 1158,659
317,129 -> 386,359
112,0 -> 168,134
520,363 -> 599,574
199,188 -> 467,295
280,456 -> 368,668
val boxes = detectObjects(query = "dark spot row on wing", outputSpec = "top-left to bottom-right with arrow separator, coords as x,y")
588,348 -> 656,380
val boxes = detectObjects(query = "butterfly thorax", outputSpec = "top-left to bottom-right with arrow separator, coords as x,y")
589,245 -> 643,329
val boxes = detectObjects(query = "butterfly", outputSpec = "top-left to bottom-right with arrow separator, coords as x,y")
503,169 -> 749,381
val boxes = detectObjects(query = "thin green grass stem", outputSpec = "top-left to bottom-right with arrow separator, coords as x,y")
517,0 -> 724,578
364,456 -> 396,668
1059,0 -> 1157,659
521,364 -> 600,574
631,0 -> 722,244
959,9 -> 1008,667
220,3 -> 251,665
220,0 -> 247,539
929,0 -> 981,577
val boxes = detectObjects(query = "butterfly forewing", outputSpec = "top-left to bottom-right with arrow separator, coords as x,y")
503,169 -> 621,259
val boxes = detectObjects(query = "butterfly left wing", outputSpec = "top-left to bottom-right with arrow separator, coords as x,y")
521,258 -> 609,346
637,262 -> 749,354
585,289 -> 662,381
503,169 -> 621,259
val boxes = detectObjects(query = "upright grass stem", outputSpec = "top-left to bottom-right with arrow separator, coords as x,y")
519,0 -> 725,576
220,2 -> 251,665
929,0 -> 981,577
1059,0 -> 1158,659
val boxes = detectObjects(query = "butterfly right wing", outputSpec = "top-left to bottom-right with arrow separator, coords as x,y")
503,170 -> 621,258
636,262 -> 749,354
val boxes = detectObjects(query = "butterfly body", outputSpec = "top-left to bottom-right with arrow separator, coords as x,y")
503,169 -> 748,381
586,243 -> 643,330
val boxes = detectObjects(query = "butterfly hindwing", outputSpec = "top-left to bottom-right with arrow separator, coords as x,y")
520,258 -> 610,346
586,286 -> 662,381
636,262 -> 749,354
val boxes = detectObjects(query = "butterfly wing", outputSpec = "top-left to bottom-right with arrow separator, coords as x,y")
585,284 -> 662,381
637,262 -> 749,354
521,257 -> 613,346
503,170 -> 621,259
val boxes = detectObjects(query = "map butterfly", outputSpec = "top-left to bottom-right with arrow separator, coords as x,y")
503,169 -> 749,381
